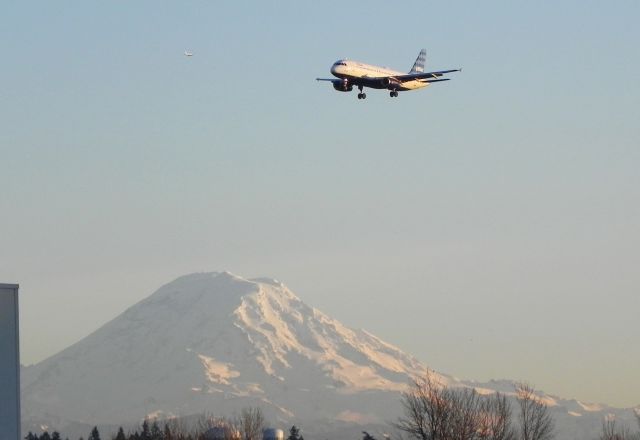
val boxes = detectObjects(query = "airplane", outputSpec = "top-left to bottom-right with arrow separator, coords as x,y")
184,50 -> 193,57
316,49 -> 460,99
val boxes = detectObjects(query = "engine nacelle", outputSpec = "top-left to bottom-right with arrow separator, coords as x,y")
381,77 -> 402,90
333,79 -> 353,92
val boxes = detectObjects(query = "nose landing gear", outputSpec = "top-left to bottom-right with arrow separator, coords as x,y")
389,90 -> 398,98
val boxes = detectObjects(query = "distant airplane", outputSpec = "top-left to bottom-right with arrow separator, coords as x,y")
316,49 -> 460,99
184,50 -> 193,57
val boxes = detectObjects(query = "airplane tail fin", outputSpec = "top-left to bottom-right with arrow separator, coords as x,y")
409,49 -> 426,73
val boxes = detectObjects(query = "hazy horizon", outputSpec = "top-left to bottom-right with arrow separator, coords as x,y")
2,1 -> 639,408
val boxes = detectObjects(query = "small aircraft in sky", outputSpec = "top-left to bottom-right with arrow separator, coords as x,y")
184,50 -> 193,57
316,49 -> 460,99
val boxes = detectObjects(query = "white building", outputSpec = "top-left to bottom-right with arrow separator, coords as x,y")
0,284 -> 20,440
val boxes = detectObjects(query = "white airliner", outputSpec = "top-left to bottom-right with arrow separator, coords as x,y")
184,50 -> 193,57
317,49 -> 460,99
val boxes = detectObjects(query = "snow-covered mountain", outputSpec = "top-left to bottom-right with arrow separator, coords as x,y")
21,272 -> 637,439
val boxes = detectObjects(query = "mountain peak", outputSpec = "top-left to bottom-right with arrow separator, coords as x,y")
249,277 -> 284,287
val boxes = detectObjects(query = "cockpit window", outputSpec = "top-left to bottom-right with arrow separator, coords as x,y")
333,61 -> 347,66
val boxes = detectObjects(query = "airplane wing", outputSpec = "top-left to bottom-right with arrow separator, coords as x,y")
316,69 -> 459,91
421,78 -> 451,83
392,69 -> 461,82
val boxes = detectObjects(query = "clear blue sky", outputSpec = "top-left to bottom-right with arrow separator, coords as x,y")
1,1 -> 639,407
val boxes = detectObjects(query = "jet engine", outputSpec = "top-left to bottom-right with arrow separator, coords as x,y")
332,79 -> 353,92
381,77 -> 402,90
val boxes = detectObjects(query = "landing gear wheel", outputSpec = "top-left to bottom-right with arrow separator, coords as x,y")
357,93 -> 366,100
390,91 -> 398,97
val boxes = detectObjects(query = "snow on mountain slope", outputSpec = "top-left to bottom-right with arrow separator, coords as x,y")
21,272 -> 638,440
21,272 -> 444,428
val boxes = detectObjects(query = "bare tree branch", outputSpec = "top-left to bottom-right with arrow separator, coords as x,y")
515,383 -> 554,440
600,418 -> 631,440
478,393 -> 516,440
238,407 -> 265,440
394,371 -> 517,440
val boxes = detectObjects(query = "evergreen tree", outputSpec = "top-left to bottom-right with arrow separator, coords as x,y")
163,424 -> 173,440
150,421 -> 163,440
141,420 -> 151,440
25,432 -> 37,440
362,432 -> 376,440
52,433 -> 62,440
88,426 -> 101,440
41,432 -> 52,440
286,426 -> 303,440
115,427 -> 126,440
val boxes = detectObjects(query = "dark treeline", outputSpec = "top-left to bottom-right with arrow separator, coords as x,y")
25,420 -> 182,440
25,433 -> 66,440
24,410 -> 308,440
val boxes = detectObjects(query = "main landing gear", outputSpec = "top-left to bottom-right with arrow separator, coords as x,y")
389,90 -> 399,98
357,85 -> 366,100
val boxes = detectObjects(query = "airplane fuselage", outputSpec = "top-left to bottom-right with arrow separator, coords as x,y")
317,49 -> 459,99
330,59 -> 428,91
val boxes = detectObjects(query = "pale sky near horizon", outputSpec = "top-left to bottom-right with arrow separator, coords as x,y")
1,1 -> 639,408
